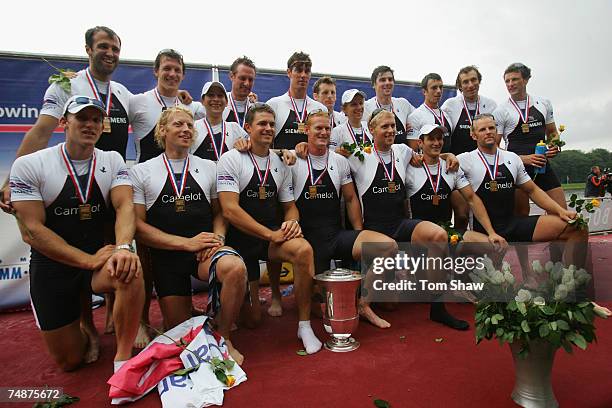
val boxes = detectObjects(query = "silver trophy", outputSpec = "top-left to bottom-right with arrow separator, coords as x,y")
314,268 -> 362,352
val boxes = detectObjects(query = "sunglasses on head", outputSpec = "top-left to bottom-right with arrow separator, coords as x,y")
65,97 -> 105,114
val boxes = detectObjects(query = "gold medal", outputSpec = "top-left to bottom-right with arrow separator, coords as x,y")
79,204 -> 92,220
175,197 -> 186,212
297,122 -> 306,133
490,180 -> 498,192
388,181 -> 396,193
309,185 -> 318,198
259,186 -> 267,200
521,123 -> 530,133
432,194 -> 440,206
103,117 -> 112,133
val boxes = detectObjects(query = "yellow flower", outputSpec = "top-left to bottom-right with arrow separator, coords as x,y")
450,234 -> 459,245
559,125 -> 565,132
363,146 -> 372,154
226,375 -> 236,387
591,199 -> 600,208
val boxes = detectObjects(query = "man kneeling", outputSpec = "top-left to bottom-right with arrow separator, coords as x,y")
9,96 -> 144,372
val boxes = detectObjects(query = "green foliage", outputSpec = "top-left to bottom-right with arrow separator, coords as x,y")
550,149 -> 612,184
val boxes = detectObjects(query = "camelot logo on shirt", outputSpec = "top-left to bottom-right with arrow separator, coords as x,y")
421,192 -> 449,201
161,192 -> 202,203
372,184 -> 402,194
54,203 -> 102,216
247,188 -> 274,199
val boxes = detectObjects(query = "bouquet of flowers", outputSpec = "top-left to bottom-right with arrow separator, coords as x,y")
567,195 -> 600,230
438,221 -> 463,245
547,124 -> 566,149
340,140 -> 372,162
473,257 -> 607,358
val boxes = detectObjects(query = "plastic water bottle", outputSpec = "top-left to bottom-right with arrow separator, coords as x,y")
534,140 -> 547,174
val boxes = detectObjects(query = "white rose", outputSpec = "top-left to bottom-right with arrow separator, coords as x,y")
503,271 -> 515,285
532,260 -> 543,274
492,271 -> 505,285
482,256 -> 494,272
545,261 -> 554,273
469,273 -> 482,284
565,280 -> 576,292
502,261 -> 511,273
515,289 -> 533,303
554,284 -> 568,301
533,296 -> 546,306
562,269 -> 574,285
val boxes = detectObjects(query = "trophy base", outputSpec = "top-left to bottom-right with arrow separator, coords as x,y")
324,336 -> 360,352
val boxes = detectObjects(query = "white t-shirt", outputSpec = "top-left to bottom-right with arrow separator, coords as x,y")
191,119 -> 248,161
216,148 -> 294,202
266,92 -> 328,136
494,95 -> 554,145
362,96 -> 415,128
441,94 -> 497,131
457,149 -> 531,192
329,121 -> 373,150
406,158 -> 470,199
290,151 -> 353,199
407,103 -> 453,139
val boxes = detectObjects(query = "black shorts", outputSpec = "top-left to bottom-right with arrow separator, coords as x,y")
150,249 -> 199,297
391,219 -> 423,242
305,229 -> 361,274
29,257 -> 93,331
227,231 -> 273,282
476,215 -> 540,242
525,164 -> 561,191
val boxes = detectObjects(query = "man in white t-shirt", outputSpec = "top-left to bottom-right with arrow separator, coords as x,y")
313,76 -> 345,129
9,96 -> 143,373
217,103 -> 323,354
362,65 -> 415,146
266,51 -> 327,150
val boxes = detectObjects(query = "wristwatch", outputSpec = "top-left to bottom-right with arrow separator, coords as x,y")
116,243 -> 136,253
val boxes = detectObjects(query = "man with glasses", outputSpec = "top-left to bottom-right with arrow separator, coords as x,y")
130,49 -> 205,164
2,26 -> 130,212
8,95 -> 144,372
362,65 -> 415,145
266,51 -> 327,150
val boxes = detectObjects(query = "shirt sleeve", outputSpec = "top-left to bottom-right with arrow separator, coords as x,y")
514,155 -> 532,185
191,101 -> 206,120
216,152 -> 241,193
39,83 -> 70,119
110,152 -> 132,189
337,156 -> 353,185
542,99 -> 555,124
493,107 -> 506,135
454,167 -> 471,190
9,156 -> 43,201
406,111 -> 421,140
129,165 -> 146,205
329,126 -> 341,149
207,162 -> 218,199
277,163 -> 295,203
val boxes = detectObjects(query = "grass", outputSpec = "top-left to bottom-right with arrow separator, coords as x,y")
562,183 -> 586,190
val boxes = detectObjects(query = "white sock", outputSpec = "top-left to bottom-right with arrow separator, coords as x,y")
297,320 -> 322,354
113,360 -> 127,373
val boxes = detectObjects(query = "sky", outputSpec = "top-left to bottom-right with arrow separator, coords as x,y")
2,0 -> 611,152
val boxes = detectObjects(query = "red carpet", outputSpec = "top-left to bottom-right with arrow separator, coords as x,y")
1,295 -> 611,408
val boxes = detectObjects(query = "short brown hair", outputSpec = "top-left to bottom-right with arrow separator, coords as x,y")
230,56 -> 256,74
287,51 -> 312,69
245,103 -> 276,126
455,65 -> 482,89
313,76 -> 336,94
154,106 -> 195,149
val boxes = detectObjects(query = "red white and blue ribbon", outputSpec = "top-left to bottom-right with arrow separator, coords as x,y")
60,143 -> 96,204
162,153 -> 189,197
477,149 -> 499,181
153,88 -> 179,109
288,92 -> 308,124
422,160 -> 441,195
307,153 -> 328,186
228,93 -> 249,128
346,122 -> 371,144
203,119 -> 227,160
508,95 -> 530,124
248,151 -> 270,187
374,145 -> 395,182
85,68 -> 112,115
462,95 -> 480,126
424,104 -> 447,128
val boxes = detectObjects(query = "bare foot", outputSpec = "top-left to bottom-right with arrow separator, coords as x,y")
267,297 -> 283,317
133,323 -> 151,349
82,326 -> 100,364
359,303 -> 391,328
593,302 -> 612,318
225,340 -> 244,365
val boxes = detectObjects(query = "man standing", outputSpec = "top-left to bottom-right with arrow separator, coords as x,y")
441,66 -> 497,156
217,103 -> 322,354
223,56 -> 257,128
266,52 -> 327,150
1,26 -> 130,211
330,89 -> 372,150
584,166 -> 606,197
362,66 -> 415,145
9,96 -> 144,372
407,73 -> 452,152
494,63 -> 564,213
313,76 -> 346,129
130,49 -> 205,163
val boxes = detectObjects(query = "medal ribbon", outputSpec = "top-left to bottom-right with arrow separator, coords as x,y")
424,104 -> 447,128
85,68 -> 112,115
228,93 -> 249,128
330,112 -> 336,128
476,150 -> 500,182
162,153 -> 189,197
508,95 -> 530,125
374,145 -> 395,183
375,99 -> 395,113
346,122 -> 371,144
306,153 -> 328,186
462,95 -> 480,126
60,143 -> 96,204
153,88 -> 179,109
203,119 -> 227,160
248,151 -> 271,187
288,92 -> 308,125
422,160 -> 441,195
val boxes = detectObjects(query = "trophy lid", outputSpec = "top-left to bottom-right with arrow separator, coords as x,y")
314,268 -> 362,282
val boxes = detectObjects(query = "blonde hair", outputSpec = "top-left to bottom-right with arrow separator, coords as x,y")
305,109 -> 329,125
368,109 -> 394,130
154,106 -> 196,149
